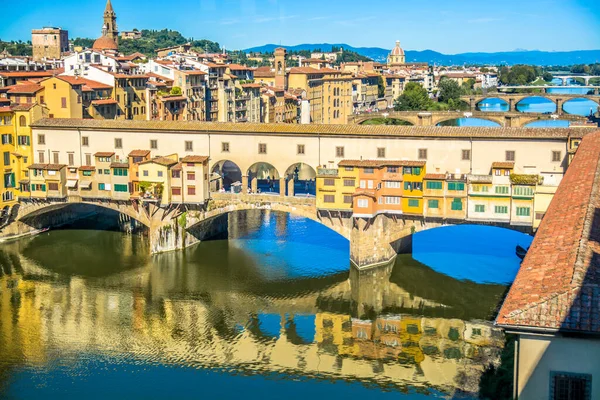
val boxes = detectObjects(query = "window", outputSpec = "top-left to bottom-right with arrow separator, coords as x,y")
53,152 -> 59,164
462,149 -> 471,161
552,151 -> 562,162
98,169 -> 103,175
187,186 -> 196,195
104,169 -> 110,175
82,136 -> 89,146
335,146 -> 345,158
61,97 -> 67,108
143,170 -> 148,177
113,168 -> 128,176
428,199 -> 440,209
148,139 -> 157,150
38,151 -> 45,163
38,134 -> 45,145
171,187 -> 181,196
357,199 -> 369,208
505,150 -> 515,161
67,153 -> 74,166
82,170 -> 92,177
344,166 -> 353,171
187,172 -> 195,181
495,186 -> 509,194
426,181 -> 443,190
17,135 -> 30,146
495,206 -> 508,214
343,195 -> 352,204
408,199 -> 420,208
447,182 -> 465,191
550,372 -> 591,400
475,204 -> 485,213
385,181 -> 401,189
364,167 -> 374,174
3,152 -> 9,166
324,178 -> 335,186
172,170 -> 181,178
404,181 -> 422,191
114,184 -> 128,192
451,198 -> 463,211
157,171 -> 163,177
185,141 -> 193,151
385,196 -> 400,205
387,167 -> 398,173
377,147 -> 385,158
297,144 -> 305,155
516,207 -> 531,217
418,148 -> 428,160
222,142 -> 230,152
114,138 -> 122,149
85,154 -> 91,166
343,179 -> 355,187
1,134 -> 11,144
514,186 -> 534,196
367,180 -> 374,189
48,182 -> 58,191
258,143 -> 267,154
323,195 -> 335,203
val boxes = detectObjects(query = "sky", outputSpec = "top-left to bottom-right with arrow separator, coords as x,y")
1,0 -> 599,53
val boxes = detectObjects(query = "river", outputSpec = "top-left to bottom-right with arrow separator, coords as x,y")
0,210 -> 533,399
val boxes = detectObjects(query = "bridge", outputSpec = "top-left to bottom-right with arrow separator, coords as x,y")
461,93 -> 600,114
348,110 -> 588,127
497,85 -> 600,94
551,74 -> 600,85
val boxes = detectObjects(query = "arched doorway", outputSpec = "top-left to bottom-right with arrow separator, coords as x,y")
247,162 -> 280,194
476,97 -> 509,112
284,163 -> 317,196
211,160 -> 242,192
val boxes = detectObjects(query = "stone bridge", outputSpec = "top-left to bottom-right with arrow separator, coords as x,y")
462,93 -> 600,115
348,110 -> 588,127
4,193 -> 532,270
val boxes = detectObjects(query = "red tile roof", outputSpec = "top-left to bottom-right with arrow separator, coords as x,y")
110,162 -> 129,169
492,162 -> 515,169
7,84 -> 43,94
58,76 -> 112,90
128,150 -> 151,157
94,152 -> 115,157
91,99 -> 118,105
28,163 -> 66,170
139,156 -> 178,167
424,173 -> 446,180
496,130 -> 600,334
78,166 -> 96,171
180,155 -> 208,163
338,159 -> 426,168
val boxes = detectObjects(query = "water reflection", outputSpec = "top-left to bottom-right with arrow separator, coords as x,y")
0,211 -> 512,398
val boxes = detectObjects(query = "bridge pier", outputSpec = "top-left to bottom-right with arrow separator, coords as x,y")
508,98 -> 516,112
555,98 -> 564,116
279,178 -> 286,196
287,179 -> 295,197
469,98 -> 476,111
242,175 -> 249,191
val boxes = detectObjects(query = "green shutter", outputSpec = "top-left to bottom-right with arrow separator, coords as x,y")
451,198 -> 462,211
408,199 -> 419,207
98,183 -> 105,190
428,199 -> 439,209
114,184 -> 128,192
457,182 -> 465,190
41,184 -> 46,192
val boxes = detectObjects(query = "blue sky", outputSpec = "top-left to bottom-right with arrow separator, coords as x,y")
2,0 -> 599,53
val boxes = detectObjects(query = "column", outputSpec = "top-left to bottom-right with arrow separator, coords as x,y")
508,98 -> 516,112
242,175 -> 248,193
287,179 -> 295,197
555,98 -> 563,116
469,98 -> 476,111
279,177 -> 286,196
251,177 -> 258,194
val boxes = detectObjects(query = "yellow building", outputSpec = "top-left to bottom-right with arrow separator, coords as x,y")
137,155 -> 179,203
39,76 -> 83,119
112,74 -> 148,120
401,162 -> 426,215
316,165 -> 359,211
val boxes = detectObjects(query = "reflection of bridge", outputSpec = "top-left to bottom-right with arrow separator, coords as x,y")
348,110 -> 588,127
462,93 -> 600,114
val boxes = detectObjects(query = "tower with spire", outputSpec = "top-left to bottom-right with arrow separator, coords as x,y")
103,0 -> 119,44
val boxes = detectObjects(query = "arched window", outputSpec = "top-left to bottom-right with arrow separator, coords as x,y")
19,116 -> 26,127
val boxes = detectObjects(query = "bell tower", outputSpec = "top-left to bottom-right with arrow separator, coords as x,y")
274,47 -> 287,89
103,0 -> 119,43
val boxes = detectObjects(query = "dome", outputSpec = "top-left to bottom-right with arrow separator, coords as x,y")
93,36 -> 118,51
391,40 -> 404,56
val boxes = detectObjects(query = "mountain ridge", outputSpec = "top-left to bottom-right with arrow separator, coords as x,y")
244,43 -> 600,66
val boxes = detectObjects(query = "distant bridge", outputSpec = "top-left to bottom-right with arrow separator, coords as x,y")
348,110 -> 588,127
461,93 -> 600,115
551,74 -> 600,85
497,86 -> 600,94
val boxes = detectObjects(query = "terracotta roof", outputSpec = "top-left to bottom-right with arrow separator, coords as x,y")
91,99 -> 118,105
93,36 -> 118,51
492,162 -> 515,169
10,104 -> 36,111
242,83 -> 262,89
180,155 -> 208,163
0,70 -> 58,78
338,159 -> 426,168
172,162 -> 182,171
128,149 -> 151,157
94,152 -> 115,157
159,95 -> 187,102
28,163 -> 66,170
254,67 -> 274,78
146,72 -> 174,83
180,69 -> 206,76
139,156 -> 178,167
424,173 -> 446,180
78,166 -> 96,171
7,84 -> 43,94
352,190 -> 377,199
289,67 -> 323,75
110,162 -> 129,168
29,119 -> 587,140
227,64 -> 251,71
58,76 -> 112,90
496,131 -> 600,334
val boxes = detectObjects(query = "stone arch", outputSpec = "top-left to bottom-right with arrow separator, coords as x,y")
435,116 -> 502,127
514,95 -> 557,113
474,97 -> 509,111
247,162 -> 281,194
561,97 -> 600,116
284,163 -> 317,196
211,159 -> 243,192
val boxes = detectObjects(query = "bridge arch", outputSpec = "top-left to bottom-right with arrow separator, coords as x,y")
474,97 -> 509,112
435,116 -> 502,127
562,97 -> 600,116
211,159 -> 243,191
247,162 -> 281,193
284,163 -> 317,196
514,96 -> 557,113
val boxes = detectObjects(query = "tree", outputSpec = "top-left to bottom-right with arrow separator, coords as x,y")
170,86 -> 182,95
394,82 -> 431,111
498,65 -> 538,85
377,76 -> 385,98
542,72 -> 553,82
437,78 -> 462,104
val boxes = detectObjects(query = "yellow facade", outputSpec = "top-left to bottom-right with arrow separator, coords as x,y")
39,77 -> 83,119
316,166 -> 359,211
402,165 -> 425,215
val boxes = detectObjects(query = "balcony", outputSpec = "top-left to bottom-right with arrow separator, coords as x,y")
317,168 -> 338,177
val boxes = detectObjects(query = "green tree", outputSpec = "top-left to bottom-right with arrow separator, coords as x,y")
437,78 -> 462,104
377,76 -> 385,98
394,82 -> 431,111
170,86 -> 182,96
498,65 -> 538,85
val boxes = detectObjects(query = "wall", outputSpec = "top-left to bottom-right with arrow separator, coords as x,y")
517,334 -> 600,400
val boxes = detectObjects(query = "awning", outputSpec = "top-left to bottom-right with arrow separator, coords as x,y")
66,179 -> 78,188
80,180 -> 92,189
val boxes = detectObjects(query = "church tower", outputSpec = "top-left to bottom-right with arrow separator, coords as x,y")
103,0 -> 119,43
274,47 -> 287,89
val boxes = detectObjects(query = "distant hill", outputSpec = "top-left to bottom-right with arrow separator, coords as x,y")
244,43 -> 600,66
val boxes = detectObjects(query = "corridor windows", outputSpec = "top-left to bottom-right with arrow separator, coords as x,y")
222,142 -> 230,153
82,136 -> 89,146
114,138 -> 122,149
297,144 -> 305,155
258,143 -> 267,154
324,178 -> 335,186
323,195 -> 335,203
505,150 -> 515,162
343,195 -> 352,204
552,151 -> 562,162
377,147 -> 386,158
462,149 -> 471,161
38,134 -> 45,145
343,179 -> 355,187
185,141 -> 193,152
335,146 -> 345,158
187,172 -> 195,181
38,151 -> 45,163
68,153 -> 74,166
85,154 -> 91,166
550,372 -> 591,400
150,140 -> 158,150
53,152 -> 59,164
418,148 -> 428,160
475,204 -> 485,213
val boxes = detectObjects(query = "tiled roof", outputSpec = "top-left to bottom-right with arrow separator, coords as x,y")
180,155 -> 208,163
338,159 -> 426,167
28,163 -> 66,170
7,84 -> 43,94
424,173 -> 446,180
91,99 -> 118,105
94,152 -> 115,157
110,162 -> 129,168
492,162 -> 515,169
58,76 -> 112,90
0,70 -> 58,78
289,67 -> 323,75
139,156 -> 178,167
78,166 -> 96,171
30,118 -> 587,140
128,149 -> 151,157
496,131 -> 600,334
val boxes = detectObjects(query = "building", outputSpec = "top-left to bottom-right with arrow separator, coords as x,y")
31,27 -> 69,62
102,0 -> 119,44
387,41 -> 406,66
496,131 -> 600,400
120,30 -> 142,40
